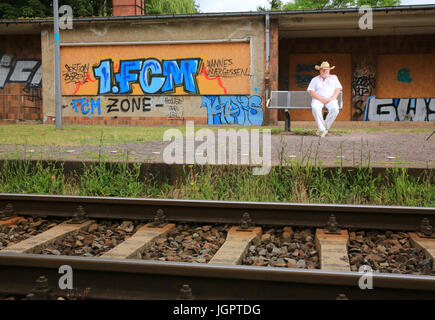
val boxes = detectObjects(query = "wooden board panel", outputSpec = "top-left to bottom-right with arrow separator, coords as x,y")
377,54 -> 435,98
60,42 -> 250,96
288,53 -> 351,121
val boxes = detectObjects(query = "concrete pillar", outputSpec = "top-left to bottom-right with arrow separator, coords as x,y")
265,18 -> 279,124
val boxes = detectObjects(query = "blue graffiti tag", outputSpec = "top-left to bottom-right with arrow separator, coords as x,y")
294,62 -> 320,88
93,58 -> 202,95
397,68 -> 412,83
139,59 -> 166,94
72,98 -> 101,118
201,96 -> 264,125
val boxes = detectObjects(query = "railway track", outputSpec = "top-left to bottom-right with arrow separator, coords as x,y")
0,193 -> 434,300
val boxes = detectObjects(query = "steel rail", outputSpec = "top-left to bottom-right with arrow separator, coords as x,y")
0,253 -> 433,300
0,193 -> 434,231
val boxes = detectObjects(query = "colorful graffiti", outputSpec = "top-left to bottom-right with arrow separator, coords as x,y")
71,98 -> 101,119
294,62 -> 320,88
60,43 -> 251,96
364,97 -> 435,121
201,96 -> 263,125
92,58 -> 202,95
352,62 -> 376,120
68,95 -> 185,119
0,53 -> 42,90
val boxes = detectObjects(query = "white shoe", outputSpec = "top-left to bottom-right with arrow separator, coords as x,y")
320,130 -> 327,138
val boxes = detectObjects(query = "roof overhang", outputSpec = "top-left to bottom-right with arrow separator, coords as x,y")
274,7 -> 435,38
1,5 -> 435,37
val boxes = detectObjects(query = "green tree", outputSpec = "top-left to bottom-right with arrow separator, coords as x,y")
0,0 -> 113,19
0,0 -> 199,19
257,0 -> 284,11
283,0 -> 400,10
146,0 -> 199,14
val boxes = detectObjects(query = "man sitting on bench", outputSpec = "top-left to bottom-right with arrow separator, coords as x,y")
307,61 -> 343,138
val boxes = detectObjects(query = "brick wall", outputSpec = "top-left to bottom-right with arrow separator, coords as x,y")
43,116 -> 207,126
112,0 -> 145,16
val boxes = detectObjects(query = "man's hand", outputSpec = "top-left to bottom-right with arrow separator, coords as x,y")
310,90 -> 332,105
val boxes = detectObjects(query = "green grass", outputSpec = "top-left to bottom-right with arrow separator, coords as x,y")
0,125 -> 253,147
3,124 -> 429,148
0,125 -> 178,146
0,125 -> 284,147
0,159 -> 433,207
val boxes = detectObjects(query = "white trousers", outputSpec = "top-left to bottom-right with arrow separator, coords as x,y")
311,99 -> 339,132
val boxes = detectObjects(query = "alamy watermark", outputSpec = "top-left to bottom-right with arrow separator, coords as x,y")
162,121 -> 271,175
358,265 -> 374,290
58,264 -> 73,290
359,6 -> 373,30
59,5 -> 73,30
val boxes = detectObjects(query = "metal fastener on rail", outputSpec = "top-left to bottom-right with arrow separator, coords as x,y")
177,284 -> 195,300
0,203 -> 16,221
325,214 -> 341,234
336,293 -> 349,300
68,205 -> 88,224
419,218 -> 433,238
237,212 -> 254,231
149,209 -> 168,228
27,276 -> 52,300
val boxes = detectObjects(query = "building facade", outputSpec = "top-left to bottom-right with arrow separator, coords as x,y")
0,3 -> 434,125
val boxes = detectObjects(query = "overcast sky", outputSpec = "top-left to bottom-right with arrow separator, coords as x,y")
198,0 -> 435,13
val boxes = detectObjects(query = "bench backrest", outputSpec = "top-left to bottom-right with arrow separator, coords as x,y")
267,91 -> 343,109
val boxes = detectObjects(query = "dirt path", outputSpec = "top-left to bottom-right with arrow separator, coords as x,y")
0,131 -> 433,168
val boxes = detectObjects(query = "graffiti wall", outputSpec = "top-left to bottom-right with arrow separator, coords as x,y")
351,61 -> 376,121
201,95 -> 263,125
60,43 -> 250,96
63,95 -> 189,119
60,42 -> 263,125
364,97 -> 435,121
0,55 -> 41,91
0,35 -> 42,122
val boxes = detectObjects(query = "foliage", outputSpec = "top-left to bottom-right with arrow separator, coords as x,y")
0,0 -> 112,19
282,0 -> 401,10
0,0 -> 199,19
1,157 -> 432,207
257,0 -> 284,11
256,0 -> 401,11
146,0 -> 199,14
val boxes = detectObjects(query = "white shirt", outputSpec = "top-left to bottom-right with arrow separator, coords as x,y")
307,74 -> 342,99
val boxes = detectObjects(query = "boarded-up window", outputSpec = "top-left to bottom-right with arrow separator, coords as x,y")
60,42 -> 251,96
377,54 -> 435,98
